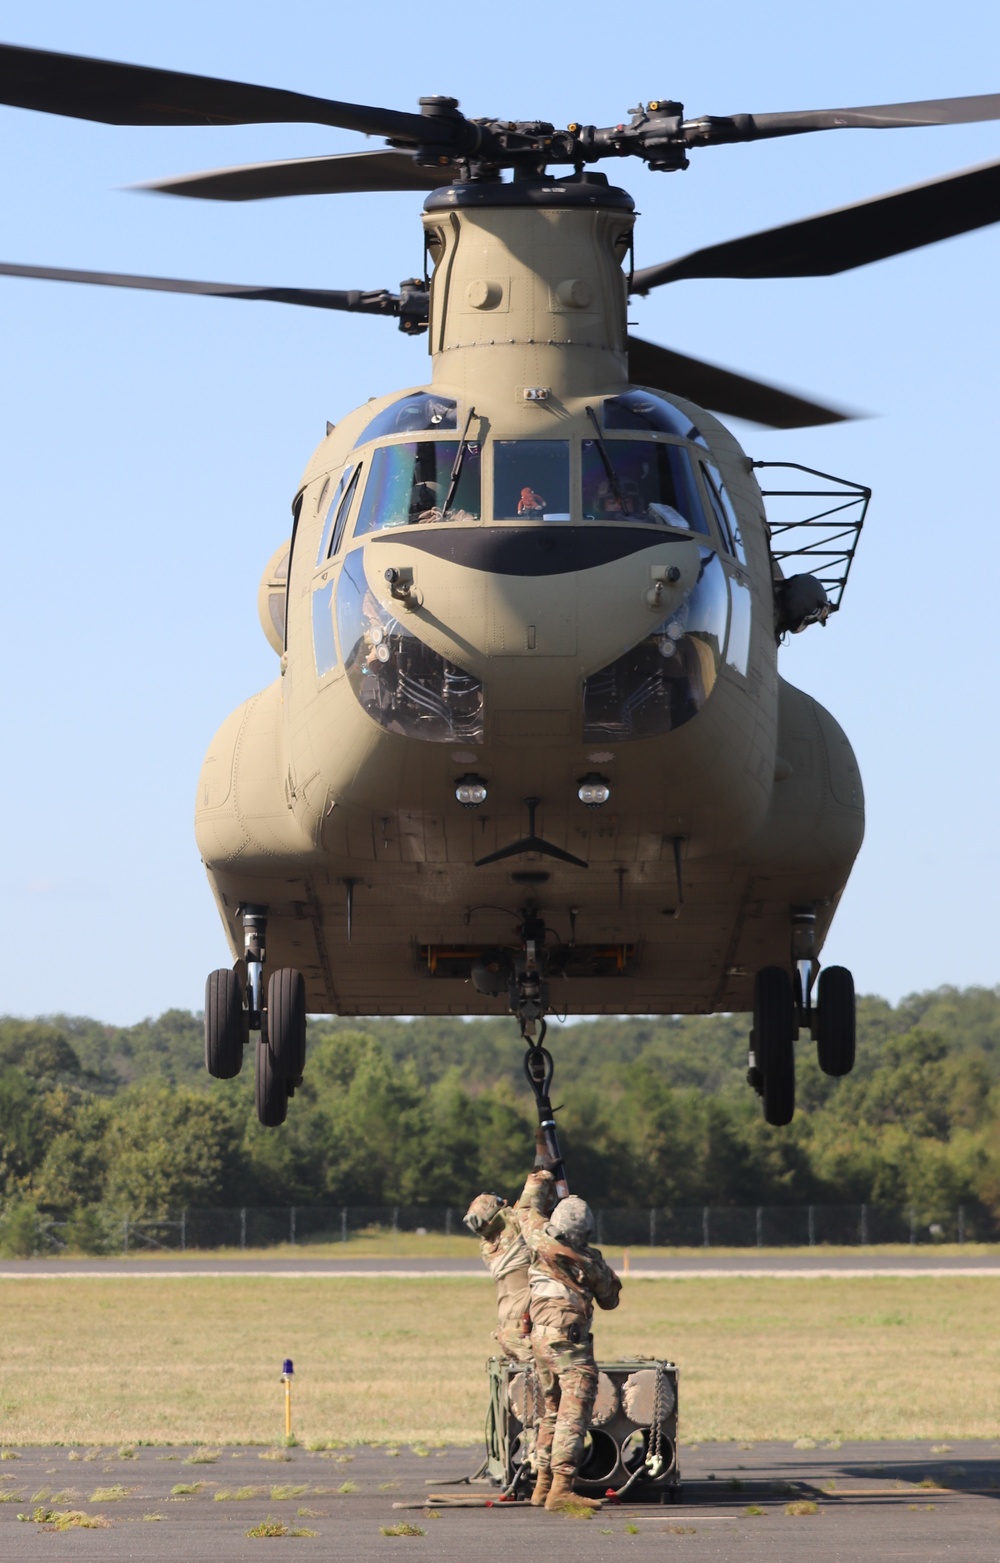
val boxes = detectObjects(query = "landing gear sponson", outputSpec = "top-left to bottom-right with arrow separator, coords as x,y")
204,904 -> 308,1128
746,903 -> 856,1126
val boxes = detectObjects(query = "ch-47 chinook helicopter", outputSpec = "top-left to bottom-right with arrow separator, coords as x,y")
4,44 -> 1000,1141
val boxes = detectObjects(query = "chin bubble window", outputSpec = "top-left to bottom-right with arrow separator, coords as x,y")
581,439 -> 707,532
336,549 -> 484,743
493,440 -> 571,520
582,549 -> 729,741
353,441 -> 481,536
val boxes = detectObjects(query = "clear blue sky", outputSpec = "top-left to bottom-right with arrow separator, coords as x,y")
2,0 -> 999,1023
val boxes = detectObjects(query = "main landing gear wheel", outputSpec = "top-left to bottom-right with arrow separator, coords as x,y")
204,968 -> 248,1079
266,968 -> 307,1082
815,965 -> 856,1077
255,1032 -> 289,1127
754,966 -> 796,1127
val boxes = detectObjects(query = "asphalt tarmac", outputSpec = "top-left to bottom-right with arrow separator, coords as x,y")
2,1253 -> 999,1277
2,1440 -> 998,1560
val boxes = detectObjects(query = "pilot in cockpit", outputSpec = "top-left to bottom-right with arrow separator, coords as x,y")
517,484 -> 547,516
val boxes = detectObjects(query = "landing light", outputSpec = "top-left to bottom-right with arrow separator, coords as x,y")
455,774 -> 488,808
577,773 -> 611,807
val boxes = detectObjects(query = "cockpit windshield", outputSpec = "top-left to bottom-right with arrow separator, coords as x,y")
353,441 -> 481,536
493,441 -> 571,520
581,439 -> 708,532
604,390 -> 707,445
353,392 -> 457,447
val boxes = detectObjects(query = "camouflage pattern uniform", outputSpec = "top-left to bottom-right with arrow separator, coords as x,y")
516,1172 -> 621,1481
463,1193 -> 532,1363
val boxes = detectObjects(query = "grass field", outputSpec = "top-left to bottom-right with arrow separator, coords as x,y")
2,1274 -> 999,1447
33,1236 -> 1000,1261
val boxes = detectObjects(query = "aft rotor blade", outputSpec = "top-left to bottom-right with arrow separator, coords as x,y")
0,260 -> 401,315
138,149 -> 460,201
684,89 -> 1000,145
627,336 -> 854,429
632,159 -> 1000,290
0,40 -> 446,143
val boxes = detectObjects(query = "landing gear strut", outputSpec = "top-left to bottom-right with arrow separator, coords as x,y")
203,903 -> 308,1128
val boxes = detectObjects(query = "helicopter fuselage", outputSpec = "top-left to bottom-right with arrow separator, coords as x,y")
195,176 -> 864,1017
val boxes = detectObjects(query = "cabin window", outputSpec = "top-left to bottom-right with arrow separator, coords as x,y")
493,440 -> 571,520
603,390 -> 707,445
317,463 -> 361,563
701,462 -> 747,564
726,580 -> 752,676
353,392 -> 457,447
336,549 -> 484,743
311,579 -> 338,677
582,549 -> 729,741
353,442 -> 481,536
581,439 -> 708,532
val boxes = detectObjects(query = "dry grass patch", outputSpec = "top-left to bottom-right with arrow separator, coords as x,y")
785,1499 -> 819,1515
89,1484 -> 132,1501
1,1274 -> 999,1442
215,1485 -> 268,1500
246,1515 -> 317,1537
381,1522 -> 424,1536
19,1505 -> 109,1529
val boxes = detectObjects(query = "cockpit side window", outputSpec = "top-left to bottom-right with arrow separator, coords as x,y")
493,441 -> 571,521
581,439 -> 709,533
328,466 -> 361,558
353,392 -> 457,448
317,464 -> 360,564
701,462 -> 747,564
353,441 -> 481,536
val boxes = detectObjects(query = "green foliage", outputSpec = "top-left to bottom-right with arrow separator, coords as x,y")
0,987 -> 999,1223
0,1200 -> 45,1257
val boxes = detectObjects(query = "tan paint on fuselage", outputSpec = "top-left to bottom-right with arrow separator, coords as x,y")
195,186 -> 863,1016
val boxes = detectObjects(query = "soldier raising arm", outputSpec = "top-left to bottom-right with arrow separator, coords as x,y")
516,1169 -> 621,1511
463,1192 -> 535,1363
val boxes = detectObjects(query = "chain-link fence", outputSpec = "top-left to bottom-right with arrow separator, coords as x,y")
23,1201 -> 998,1255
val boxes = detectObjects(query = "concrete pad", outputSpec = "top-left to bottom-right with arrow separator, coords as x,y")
1,1438 -> 998,1560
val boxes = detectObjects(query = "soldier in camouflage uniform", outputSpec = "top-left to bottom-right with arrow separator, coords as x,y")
516,1169 -> 621,1511
463,1192 -> 534,1363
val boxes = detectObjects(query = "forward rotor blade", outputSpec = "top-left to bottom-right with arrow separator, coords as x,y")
627,336 -> 854,429
0,260 -> 401,315
685,89 -> 1000,145
632,158 -> 1000,290
0,40 -> 444,143
138,149 -> 460,201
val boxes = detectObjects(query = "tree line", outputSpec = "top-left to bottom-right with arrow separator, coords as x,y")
0,986 -> 998,1247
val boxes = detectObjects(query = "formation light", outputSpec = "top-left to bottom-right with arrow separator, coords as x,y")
455,774 -> 488,808
577,773 -> 611,807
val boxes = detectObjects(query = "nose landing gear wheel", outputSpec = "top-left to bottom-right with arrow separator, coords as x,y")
753,966 -> 796,1126
266,968 -> 307,1082
255,1033 -> 288,1127
815,965 -> 856,1076
204,968 -> 248,1079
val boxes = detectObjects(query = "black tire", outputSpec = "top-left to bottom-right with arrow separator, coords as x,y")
816,965 -> 856,1076
754,966 -> 796,1126
255,1036 -> 288,1127
266,968 -> 307,1081
204,968 -> 247,1079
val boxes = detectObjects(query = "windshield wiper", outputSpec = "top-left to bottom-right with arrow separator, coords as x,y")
442,405 -> 478,517
585,405 -> 628,513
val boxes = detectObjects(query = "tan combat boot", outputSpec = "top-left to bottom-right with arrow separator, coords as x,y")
544,1472 -> 603,1512
530,1468 -> 552,1506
